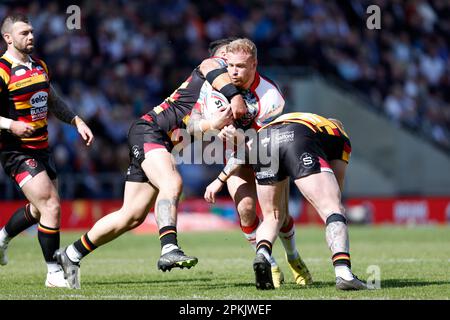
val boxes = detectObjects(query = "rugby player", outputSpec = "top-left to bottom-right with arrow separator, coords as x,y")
54,38 -> 247,289
188,38 -> 312,288
205,112 -> 367,290
0,14 -> 93,288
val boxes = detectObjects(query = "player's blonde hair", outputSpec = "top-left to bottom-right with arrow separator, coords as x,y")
226,38 -> 257,60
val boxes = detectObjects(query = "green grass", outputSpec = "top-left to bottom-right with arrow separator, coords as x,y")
0,225 -> 449,300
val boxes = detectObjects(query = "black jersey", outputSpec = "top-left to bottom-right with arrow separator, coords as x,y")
142,67 -> 205,135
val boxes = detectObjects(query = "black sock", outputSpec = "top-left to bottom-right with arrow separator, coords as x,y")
159,226 -> 178,248
4,204 -> 38,238
256,240 -> 273,256
37,223 -> 60,263
73,233 -> 97,258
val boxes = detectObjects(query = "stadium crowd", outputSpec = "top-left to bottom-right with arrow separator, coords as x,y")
0,0 -> 449,199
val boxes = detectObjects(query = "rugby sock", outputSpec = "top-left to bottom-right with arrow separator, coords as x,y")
256,240 -> 273,263
240,216 -> 260,250
159,226 -> 178,254
333,252 -> 353,280
279,215 -> 299,261
70,233 -> 97,262
4,204 -> 38,239
242,218 -> 277,267
37,223 -> 60,264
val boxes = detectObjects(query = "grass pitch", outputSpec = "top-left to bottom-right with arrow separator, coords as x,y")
0,225 -> 449,300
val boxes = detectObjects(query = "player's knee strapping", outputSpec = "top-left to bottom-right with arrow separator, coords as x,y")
325,213 -> 351,268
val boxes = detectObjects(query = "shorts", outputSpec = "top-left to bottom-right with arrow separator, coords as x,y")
0,148 -> 57,188
253,122 -> 351,185
125,118 -> 173,183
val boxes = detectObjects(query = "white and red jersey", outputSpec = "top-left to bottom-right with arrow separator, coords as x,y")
196,71 -> 285,130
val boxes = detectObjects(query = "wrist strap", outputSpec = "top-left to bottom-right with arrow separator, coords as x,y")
220,83 -> 240,101
206,68 -> 228,85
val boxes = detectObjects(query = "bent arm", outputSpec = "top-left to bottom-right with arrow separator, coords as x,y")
47,84 -> 77,124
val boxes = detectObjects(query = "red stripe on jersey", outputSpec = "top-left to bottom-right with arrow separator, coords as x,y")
143,142 -> 166,153
159,102 -> 171,111
343,142 -> 352,153
250,72 -> 261,92
171,92 -> 181,101
193,101 -> 202,112
251,121 -> 261,130
141,114 -> 153,122
22,140 -> 49,150
332,128 -> 341,136
17,115 -> 33,122
0,61 -> 11,74
14,171 -> 31,185
12,91 -> 35,102
9,68 -> 43,83
319,157 -> 331,169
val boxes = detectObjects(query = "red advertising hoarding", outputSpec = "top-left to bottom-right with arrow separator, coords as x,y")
0,197 -> 448,232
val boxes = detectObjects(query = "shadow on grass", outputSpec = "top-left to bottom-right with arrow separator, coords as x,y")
87,278 -> 450,291
88,277 -> 213,286
380,279 -> 450,288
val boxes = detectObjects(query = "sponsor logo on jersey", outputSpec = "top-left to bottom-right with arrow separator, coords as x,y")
132,145 -> 140,159
256,169 -> 275,179
300,152 -> 315,168
276,131 -> 294,144
30,91 -> 48,107
25,159 -> 38,169
15,78 -> 33,88
29,91 -> 48,121
14,68 -> 26,76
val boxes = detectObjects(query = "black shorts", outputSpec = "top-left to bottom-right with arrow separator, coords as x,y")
125,118 -> 174,183
253,122 -> 351,185
0,148 -> 57,188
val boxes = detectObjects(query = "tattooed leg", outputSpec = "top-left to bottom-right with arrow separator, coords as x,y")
325,214 -> 349,255
155,197 -> 179,228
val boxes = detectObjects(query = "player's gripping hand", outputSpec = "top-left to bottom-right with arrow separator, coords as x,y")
218,124 -> 246,146
211,105 -> 233,130
73,116 -> 94,146
204,178 -> 225,204
229,94 -> 247,120
10,121 -> 35,138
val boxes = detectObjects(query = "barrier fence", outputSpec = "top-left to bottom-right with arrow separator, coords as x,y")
1,197 -> 449,232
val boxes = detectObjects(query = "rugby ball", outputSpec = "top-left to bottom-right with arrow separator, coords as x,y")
202,90 -> 229,119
